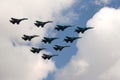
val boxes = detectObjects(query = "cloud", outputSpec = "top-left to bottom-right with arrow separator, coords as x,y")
94,0 -> 112,5
55,7 -> 120,80
100,60 -> 120,80
0,0 -> 76,80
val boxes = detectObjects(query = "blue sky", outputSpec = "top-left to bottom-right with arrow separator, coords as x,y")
0,0 -> 120,80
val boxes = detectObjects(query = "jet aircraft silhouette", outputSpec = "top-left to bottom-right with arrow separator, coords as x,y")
22,35 -> 39,41
64,36 -> 81,43
42,54 -> 58,60
9,18 -> 28,24
34,21 -> 53,27
30,47 -> 46,53
75,27 -> 94,33
55,25 -> 72,31
53,45 -> 70,51
42,37 -> 58,44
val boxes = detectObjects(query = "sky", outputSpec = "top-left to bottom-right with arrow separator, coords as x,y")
0,0 -> 120,80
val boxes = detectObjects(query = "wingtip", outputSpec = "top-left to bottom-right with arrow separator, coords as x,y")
50,21 -> 53,22
42,48 -> 46,50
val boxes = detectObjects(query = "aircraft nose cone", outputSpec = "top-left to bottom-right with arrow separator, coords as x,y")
55,37 -> 59,39
78,37 -> 80,38
35,35 -> 39,37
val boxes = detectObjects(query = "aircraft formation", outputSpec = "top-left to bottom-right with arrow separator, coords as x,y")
9,17 -> 94,60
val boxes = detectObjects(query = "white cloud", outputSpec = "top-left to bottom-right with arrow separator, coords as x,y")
94,0 -> 111,5
55,7 -> 120,80
55,59 -> 89,80
0,0 -> 76,80
100,60 -> 120,80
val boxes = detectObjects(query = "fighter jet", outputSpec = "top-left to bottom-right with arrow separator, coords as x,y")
64,36 -> 81,43
53,45 -> 70,51
30,47 -> 46,53
75,27 -> 94,33
55,25 -> 72,31
22,35 -> 39,41
42,37 -> 58,44
42,54 -> 58,60
34,20 -> 53,27
9,17 -> 28,24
